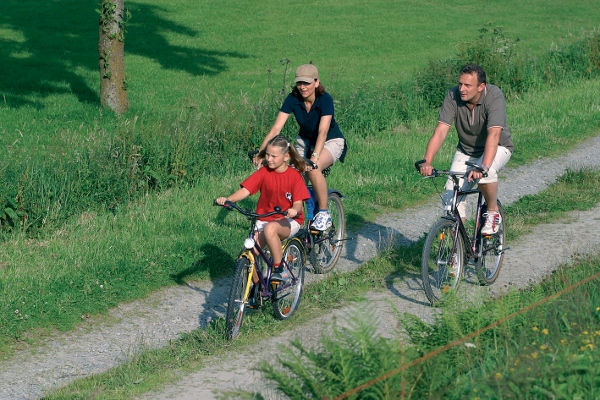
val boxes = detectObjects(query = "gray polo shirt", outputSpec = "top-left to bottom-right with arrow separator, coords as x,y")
438,84 -> 514,157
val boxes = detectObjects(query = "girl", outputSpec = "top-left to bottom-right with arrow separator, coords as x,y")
254,63 -> 347,231
216,135 -> 309,281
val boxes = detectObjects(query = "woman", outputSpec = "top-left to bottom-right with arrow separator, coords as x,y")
255,63 -> 347,231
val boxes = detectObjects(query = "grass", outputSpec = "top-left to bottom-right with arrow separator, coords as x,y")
1,0 -> 600,357
1,0 -> 600,394
42,166 -> 600,398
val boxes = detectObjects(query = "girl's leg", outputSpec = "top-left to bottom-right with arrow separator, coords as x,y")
257,219 -> 292,265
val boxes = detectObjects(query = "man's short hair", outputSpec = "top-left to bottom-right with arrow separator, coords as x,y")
460,64 -> 487,84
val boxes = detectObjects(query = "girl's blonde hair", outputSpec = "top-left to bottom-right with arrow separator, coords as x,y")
259,135 -> 306,172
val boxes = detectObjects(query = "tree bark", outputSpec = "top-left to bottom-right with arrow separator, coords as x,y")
98,0 -> 129,113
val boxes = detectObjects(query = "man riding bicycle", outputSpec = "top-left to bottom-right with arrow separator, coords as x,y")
418,63 -> 514,235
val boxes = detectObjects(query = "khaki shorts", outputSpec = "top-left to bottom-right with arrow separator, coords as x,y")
442,146 -> 512,218
295,136 -> 345,164
255,218 -> 301,239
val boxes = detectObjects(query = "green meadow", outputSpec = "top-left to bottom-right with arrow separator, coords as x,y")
1,0 -> 600,396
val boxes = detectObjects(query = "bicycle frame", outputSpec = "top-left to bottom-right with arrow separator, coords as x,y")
444,175 -> 486,265
237,211 -> 301,302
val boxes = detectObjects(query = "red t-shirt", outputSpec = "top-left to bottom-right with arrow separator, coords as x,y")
241,166 -> 310,224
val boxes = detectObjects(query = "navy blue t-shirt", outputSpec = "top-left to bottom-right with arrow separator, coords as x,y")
280,92 -> 344,143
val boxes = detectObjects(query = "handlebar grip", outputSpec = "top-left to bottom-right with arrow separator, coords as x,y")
248,150 -> 259,161
414,159 -> 426,172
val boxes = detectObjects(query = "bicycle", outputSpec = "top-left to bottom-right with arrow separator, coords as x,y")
415,159 -> 508,305
248,150 -> 346,274
215,201 -> 305,340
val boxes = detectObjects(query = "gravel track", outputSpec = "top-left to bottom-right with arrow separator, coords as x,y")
1,135 -> 600,399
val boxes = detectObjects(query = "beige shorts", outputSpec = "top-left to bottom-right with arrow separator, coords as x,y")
442,146 -> 512,218
295,136 -> 345,164
255,218 -> 301,239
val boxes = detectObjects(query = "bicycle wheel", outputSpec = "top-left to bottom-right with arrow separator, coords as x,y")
477,202 -> 506,285
225,257 -> 253,340
421,218 -> 464,305
273,238 -> 305,320
310,192 -> 345,274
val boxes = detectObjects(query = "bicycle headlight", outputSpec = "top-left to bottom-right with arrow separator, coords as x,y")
244,238 -> 255,250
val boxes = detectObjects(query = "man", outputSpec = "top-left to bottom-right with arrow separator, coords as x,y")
419,64 -> 514,235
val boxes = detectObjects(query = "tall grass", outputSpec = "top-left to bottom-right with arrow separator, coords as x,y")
2,27 -> 600,236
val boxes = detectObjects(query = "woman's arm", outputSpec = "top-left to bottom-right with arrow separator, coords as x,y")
311,114 -> 332,162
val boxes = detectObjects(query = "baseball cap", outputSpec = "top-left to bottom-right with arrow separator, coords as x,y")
294,64 -> 318,83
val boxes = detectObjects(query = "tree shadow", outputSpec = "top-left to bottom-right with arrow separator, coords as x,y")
0,0 -> 248,109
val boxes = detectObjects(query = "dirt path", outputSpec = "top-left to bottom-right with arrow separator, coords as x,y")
1,136 -> 600,399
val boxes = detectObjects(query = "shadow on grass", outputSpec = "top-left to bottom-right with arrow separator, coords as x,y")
170,242 -> 235,328
0,0 -> 248,109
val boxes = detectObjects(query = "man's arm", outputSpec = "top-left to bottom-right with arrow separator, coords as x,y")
419,122 -> 451,176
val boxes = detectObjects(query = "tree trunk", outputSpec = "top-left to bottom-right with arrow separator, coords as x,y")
98,0 -> 129,113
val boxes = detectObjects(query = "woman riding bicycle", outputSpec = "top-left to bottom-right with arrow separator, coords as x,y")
255,63 -> 347,231
216,135 -> 309,282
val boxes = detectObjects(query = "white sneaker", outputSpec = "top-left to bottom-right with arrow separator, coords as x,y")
312,211 -> 332,231
481,211 -> 502,235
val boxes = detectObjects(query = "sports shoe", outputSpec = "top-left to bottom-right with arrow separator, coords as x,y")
312,211 -> 332,231
271,267 -> 290,283
481,211 -> 502,236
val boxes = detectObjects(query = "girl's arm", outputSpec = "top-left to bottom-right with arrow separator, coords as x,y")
285,200 -> 304,218
311,114 -> 332,162
215,187 -> 251,205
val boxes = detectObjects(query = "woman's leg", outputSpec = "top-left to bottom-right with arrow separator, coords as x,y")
308,149 -> 334,210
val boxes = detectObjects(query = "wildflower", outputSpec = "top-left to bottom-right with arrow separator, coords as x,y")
532,326 -> 539,331
495,372 -> 502,379
594,331 -> 600,337
14,309 -> 19,314
561,339 -> 567,345
464,342 -> 476,348
542,329 -> 549,335
596,307 -> 600,312
540,344 -> 547,350
531,352 -> 539,359
572,322 -> 577,326
582,331 -> 589,335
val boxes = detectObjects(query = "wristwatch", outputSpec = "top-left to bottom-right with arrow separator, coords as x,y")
311,152 -> 320,159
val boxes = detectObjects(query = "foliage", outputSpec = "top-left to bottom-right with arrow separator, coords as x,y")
256,259 -> 600,399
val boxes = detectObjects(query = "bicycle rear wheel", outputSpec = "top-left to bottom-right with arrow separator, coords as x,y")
310,192 -> 345,274
273,238 -> 305,320
225,257 -> 252,340
422,218 -> 464,305
477,202 -> 506,285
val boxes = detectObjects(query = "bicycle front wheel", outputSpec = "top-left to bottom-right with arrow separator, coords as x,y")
421,218 -> 464,305
477,202 -> 506,285
225,257 -> 253,340
273,238 -> 305,320
310,192 -> 345,274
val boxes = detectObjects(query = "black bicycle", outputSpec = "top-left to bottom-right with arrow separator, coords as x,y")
415,160 -> 507,305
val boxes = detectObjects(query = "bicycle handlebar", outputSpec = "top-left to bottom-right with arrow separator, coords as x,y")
414,159 -> 488,178
213,200 -> 285,219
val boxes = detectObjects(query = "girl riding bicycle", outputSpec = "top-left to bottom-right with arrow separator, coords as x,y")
254,63 -> 347,231
216,135 -> 310,282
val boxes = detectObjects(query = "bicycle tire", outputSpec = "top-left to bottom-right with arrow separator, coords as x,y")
310,192 -> 345,274
272,238 -> 305,320
421,218 -> 464,305
225,257 -> 252,340
477,202 -> 506,285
